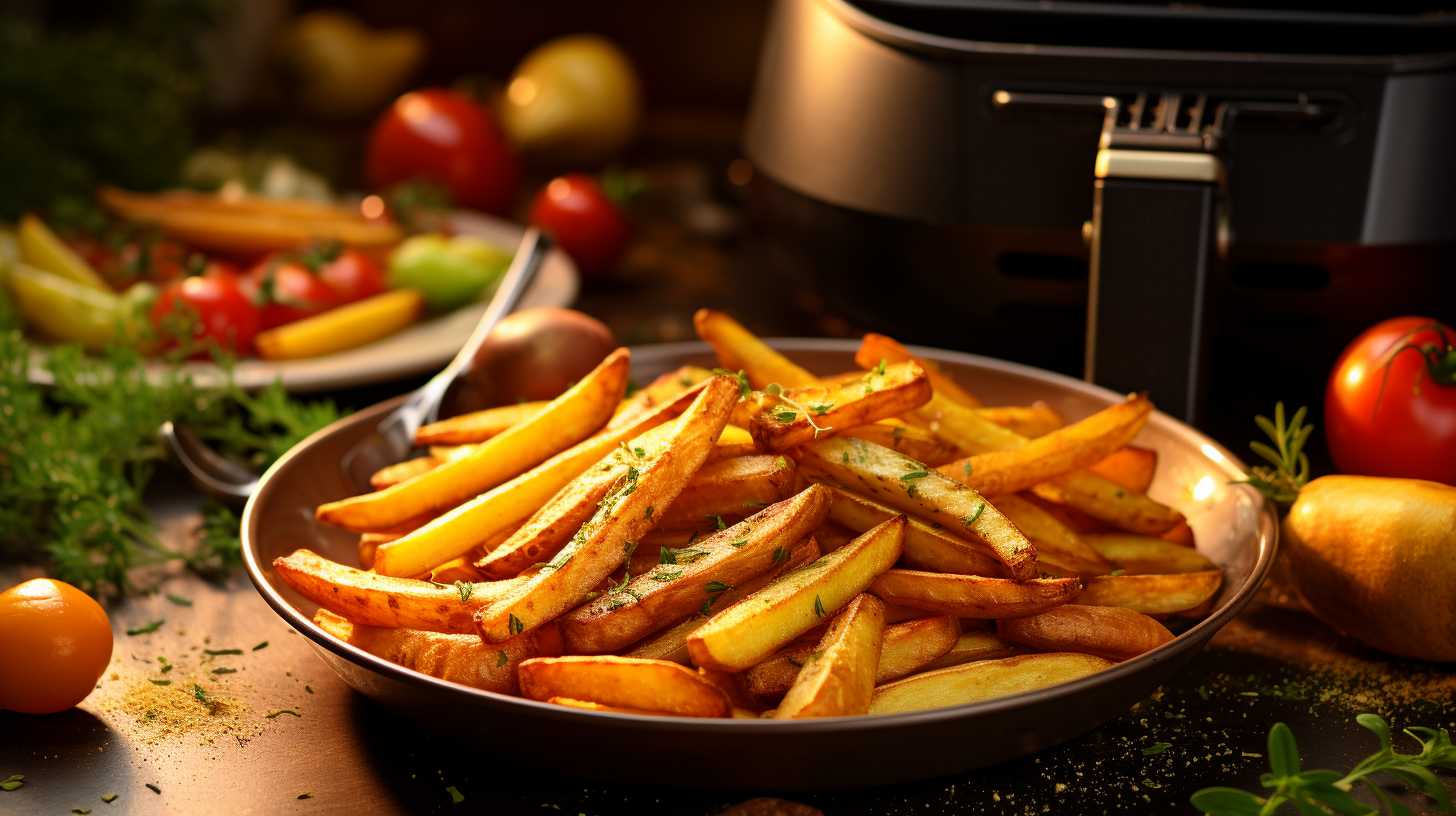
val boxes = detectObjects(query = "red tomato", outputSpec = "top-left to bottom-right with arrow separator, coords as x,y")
115,239 -> 192,286
314,248 -> 386,304
528,175 -> 630,276
1325,316 -> 1456,485
246,257 -> 340,329
150,265 -> 260,355
366,89 -> 520,215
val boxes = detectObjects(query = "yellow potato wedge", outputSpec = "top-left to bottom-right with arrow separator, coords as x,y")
370,455 -> 441,490
748,362 -> 932,452
273,549 -> 525,633
1088,445 -> 1158,494
1161,520 -> 1197,547
375,381 -> 700,579
993,494 -> 1112,577
748,614 -> 958,698
518,656 -> 730,718
856,333 -> 982,408
937,394 -> 1153,498
562,485 -> 833,654
476,377 -> 739,642
775,593 -> 886,718
1083,533 -> 1216,574
687,516 -> 905,671
610,365 -> 714,429
656,455 -> 800,530
998,604 -> 1173,661
319,348 -> 630,532
694,308 -> 818,389
414,401 -> 548,446
313,609 -> 561,694
825,486 -> 1006,577
709,425 -> 760,461
975,403 -> 1064,438
841,422 -> 962,467
867,652 -> 1113,715
1030,470 -> 1184,536
255,289 -> 423,360
546,696 -> 661,715
428,554 -> 487,584
1075,571 -> 1223,615
922,630 -> 1020,671
869,569 -> 1080,618
796,436 -> 1037,580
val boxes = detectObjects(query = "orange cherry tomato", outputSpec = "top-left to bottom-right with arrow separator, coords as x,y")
0,579 -> 114,714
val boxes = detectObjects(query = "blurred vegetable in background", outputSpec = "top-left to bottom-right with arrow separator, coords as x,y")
529,174 -> 630,276
276,10 -> 424,119
388,233 -> 511,311
502,35 -> 642,165
368,89 -> 520,215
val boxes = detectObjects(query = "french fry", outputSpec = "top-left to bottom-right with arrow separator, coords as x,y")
748,362 -> 932,451
610,366 -> 714,429
709,425 -> 760,461
1160,520 -> 1197,547
686,516 -> 904,672
775,593 -> 886,718
998,604 -> 1172,661
841,422 -> 962,466
476,377 -> 739,643
857,333 -> 982,408
546,696 -> 660,715
796,436 -> 1038,580
273,549 -> 525,633
517,656 -> 730,718
428,554 -> 487,584
747,614 -> 958,698
1082,533 -> 1215,574
313,609 -> 561,694
811,523 -> 859,554
937,394 -> 1153,498
993,494 -> 1112,577
375,381 -> 701,579
975,403 -> 1064,438
694,308 -> 818,389
623,536 -> 821,664
1075,571 -> 1223,615
867,653 -> 1113,715
414,401 -> 548,446
824,486 -> 1005,577
318,349 -> 630,532
1030,471 -> 1183,536
356,531 -> 400,568
370,455 -> 441,490
655,455 -> 800,530
922,630 -> 1020,671
562,486 -> 833,654
1088,446 -> 1158,493
869,570 -> 1079,618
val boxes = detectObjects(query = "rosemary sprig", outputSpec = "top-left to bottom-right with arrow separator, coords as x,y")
1237,402 -> 1313,507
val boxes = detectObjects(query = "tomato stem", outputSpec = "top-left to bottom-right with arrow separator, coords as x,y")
1373,322 -> 1456,420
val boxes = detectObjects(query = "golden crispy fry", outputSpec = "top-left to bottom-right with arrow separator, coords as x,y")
545,696 -> 660,715
709,425 -> 760,461
811,523 -> 859,554
273,549 -> 525,633
1030,470 -> 1184,536
428,554 -> 487,584
868,653 -> 1114,715
748,362 -> 932,451
796,436 -> 1037,579
1089,446 -> 1158,493
610,366 -> 714,429
375,382 -> 699,579
687,516 -> 904,671
1075,571 -> 1222,615
624,537 -> 821,664
694,308 -> 818,389
869,569 -> 1080,618
975,403 -> 1064,438
356,531 -> 402,568
476,378 -> 739,643
318,349 -> 630,532
841,422 -> 962,466
1082,533 -> 1215,574
998,604 -> 1172,661
656,455 -> 800,530
856,333 -> 982,408
748,614 -> 958,698
993,494 -> 1112,577
1161,520 -> 1197,547
922,630 -> 1020,671
824,486 -> 1005,577
562,486 -> 833,654
518,656 -> 730,717
414,401 -> 548,446
370,455 -> 441,490
775,593 -> 886,718
313,609 -> 561,694
938,395 -> 1153,497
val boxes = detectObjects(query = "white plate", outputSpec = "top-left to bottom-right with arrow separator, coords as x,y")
27,211 -> 578,392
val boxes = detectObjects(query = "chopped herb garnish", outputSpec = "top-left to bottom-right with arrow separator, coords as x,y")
508,614 -> 524,635
1,775 -> 24,792
652,569 -> 683,582
210,667 -> 237,675
304,685 -> 314,694
297,793 -> 312,800
164,593 -> 192,607
809,403 -> 834,416
730,539 -> 748,548
813,595 -> 827,618
191,684 -> 215,709
251,641 -> 268,651
706,580 -> 732,594
265,709 -> 301,719
876,359 -> 887,376
149,679 -> 172,686
446,785 -> 465,804
712,368 -> 751,399
496,650 -> 509,667
775,455 -> 791,470
962,461 -> 973,477
774,410 -> 797,423
145,784 -> 160,795
659,546 -> 676,565
157,656 -> 173,673
962,502 -> 986,527
644,506 -> 654,519
841,450 -> 851,465
708,514 -> 726,530
771,546 -> 789,564
634,446 -> 646,457
455,581 -> 474,603
900,470 -> 930,481
126,620 -> 164,636
204,648 -> 243,656
1143,742 -> 1171,756
764,383 -> 783,396
672,548 -> 709,564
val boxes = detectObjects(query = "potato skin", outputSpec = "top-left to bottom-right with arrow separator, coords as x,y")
998,604 -> 1172,661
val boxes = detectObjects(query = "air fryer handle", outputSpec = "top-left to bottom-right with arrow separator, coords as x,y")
1085,151 -> 1223,423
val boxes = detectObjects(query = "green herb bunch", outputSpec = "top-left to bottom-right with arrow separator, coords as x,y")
1193,714 -> 1456,815
0,332 -> 339,595
1238,402 -> 1313,508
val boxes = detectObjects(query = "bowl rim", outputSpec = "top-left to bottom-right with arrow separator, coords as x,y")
242,338 -> 1278,733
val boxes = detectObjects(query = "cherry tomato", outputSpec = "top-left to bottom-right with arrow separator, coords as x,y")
1325,316 -> 1456,485
0,579 -> 113,714
528,175 -> 630,276
313,247 -> 386,304
367,89 -> 520,215
150,264 -> 261,355
246,256 -> 340,329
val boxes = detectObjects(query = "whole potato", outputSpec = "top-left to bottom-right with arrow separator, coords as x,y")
452,308 -> 618,409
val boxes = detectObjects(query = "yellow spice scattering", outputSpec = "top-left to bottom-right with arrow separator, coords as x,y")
99,674 -> 260,746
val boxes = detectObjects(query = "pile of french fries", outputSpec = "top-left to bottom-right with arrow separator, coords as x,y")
278,309 -> 1222,719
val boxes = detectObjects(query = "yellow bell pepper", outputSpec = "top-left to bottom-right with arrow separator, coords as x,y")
255,289 -> 423,360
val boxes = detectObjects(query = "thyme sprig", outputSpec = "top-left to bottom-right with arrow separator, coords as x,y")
1237,402 -> 1313,507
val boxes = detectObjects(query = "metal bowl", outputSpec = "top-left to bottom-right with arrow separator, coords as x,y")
241,340 -> 1277,790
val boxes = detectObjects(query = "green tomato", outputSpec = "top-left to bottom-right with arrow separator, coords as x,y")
388,234 -> 511,311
